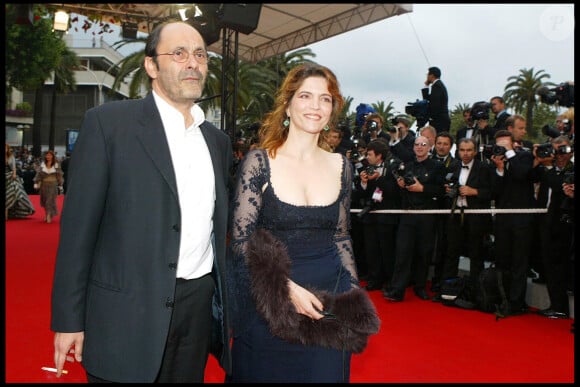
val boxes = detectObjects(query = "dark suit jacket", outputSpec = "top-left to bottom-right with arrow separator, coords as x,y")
50,93 -> 233,382
493,111 -> 511,131
427,80 -> 450,133
445,158 -> 492,210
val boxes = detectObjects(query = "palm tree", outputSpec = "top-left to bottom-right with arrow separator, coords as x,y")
503,68 -> 556,138
371,101 -> 397,127
49,46 -> 80,150
110,37 -> 149,99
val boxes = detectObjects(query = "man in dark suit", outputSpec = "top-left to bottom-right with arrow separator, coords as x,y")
490,124 -> 536,316
50,21 -> 233,382
435,138 -> 492,301
424,66 -> 450,133
490,96 -> 511,132
384,135 -> 446,302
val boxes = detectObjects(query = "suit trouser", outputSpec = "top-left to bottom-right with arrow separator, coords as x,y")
390,214 -> 436,292
541,218 -> 574,313
494,214 -> 533,310
363,220 -> 397,288
87,273 -> 215,383
442,212 -> 488,283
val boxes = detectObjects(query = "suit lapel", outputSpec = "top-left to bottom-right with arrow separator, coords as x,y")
134,94 -> 179,202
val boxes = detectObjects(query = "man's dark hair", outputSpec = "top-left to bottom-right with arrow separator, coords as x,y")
366,139 -> 389,161
436,131 -> 454,145
494,129 -> 514,141
428,66 -> 441,78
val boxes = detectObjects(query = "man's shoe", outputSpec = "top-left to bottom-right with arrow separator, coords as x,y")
537,308 -> 569,319
384,289 -> 404,302
414,287 -> 430,300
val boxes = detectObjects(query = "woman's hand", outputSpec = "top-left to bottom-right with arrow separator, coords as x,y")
288,280 -> 325,320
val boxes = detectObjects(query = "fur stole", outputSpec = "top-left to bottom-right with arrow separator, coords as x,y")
245,228 -> 380,353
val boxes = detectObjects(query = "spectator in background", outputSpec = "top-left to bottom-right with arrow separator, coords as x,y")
388,114 -> 415,163
33,150 -> 63,223
419,125 -> 437,156
532,135 -> 574,319
384,135 -> 446,302
434,138 -> 492,301
5,143 -> 35,219
455,108 -> 474,158
490,96 -> 511,132
430,132 -> 460,293
362,113 -> 390,145
355,139 -> 401,292
424,66 -> 450,133
490,126 -> 536,316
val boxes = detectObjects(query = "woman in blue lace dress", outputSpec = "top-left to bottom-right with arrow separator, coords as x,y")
226,64 -> 379,383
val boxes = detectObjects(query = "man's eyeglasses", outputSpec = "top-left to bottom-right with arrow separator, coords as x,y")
154,48 -> 209,64
414,142 -> 429,147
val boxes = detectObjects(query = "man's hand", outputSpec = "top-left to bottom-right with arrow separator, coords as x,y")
54,332 -> 84,377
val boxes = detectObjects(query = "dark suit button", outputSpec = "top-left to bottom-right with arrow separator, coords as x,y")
172,224 -> 180,232
165,299 -> 174,308
168,262 -> 177,270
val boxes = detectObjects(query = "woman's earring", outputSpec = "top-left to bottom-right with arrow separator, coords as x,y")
323,125 -> 330,131
283,118 -> 290,128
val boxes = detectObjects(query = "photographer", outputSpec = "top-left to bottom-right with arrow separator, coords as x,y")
531,135 -> 574,319
388,115 -> 416,162
430,132 -> 460,293
362,113 -> 390,145
490,96 -> 511,132
469,101 -> 496,161
354,140 -> 401,292
490,125 -> 536,316
434,138 -> 492,301
384,135 -> 446,302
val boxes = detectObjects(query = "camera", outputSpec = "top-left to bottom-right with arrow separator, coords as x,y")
349,138 -> 365,162
445,180 -> 460,199
405,99 -> 429,127
481,144 -> 507,159
391,160 -> 415,186
471,101 -> 491,120
556,144 -> 574,155
365,165 -> 377,176
537,82 -> 574,107
366,120 -> 378,132
536,142 -> 554,158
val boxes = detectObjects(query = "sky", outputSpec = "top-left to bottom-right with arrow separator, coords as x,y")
72,3 -> 574,118
305,3 -> 574,116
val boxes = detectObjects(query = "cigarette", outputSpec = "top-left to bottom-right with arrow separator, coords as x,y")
41,367 -> 68,374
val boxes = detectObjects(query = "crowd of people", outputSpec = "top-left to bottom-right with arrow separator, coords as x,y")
5,20 -> 574,383
327,103 -> 574,322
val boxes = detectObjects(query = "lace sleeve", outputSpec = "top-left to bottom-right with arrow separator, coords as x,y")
335,155 -> 360,289
226,149 -> 267,335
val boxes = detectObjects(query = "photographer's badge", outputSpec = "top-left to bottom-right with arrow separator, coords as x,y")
372,188 -> 383,203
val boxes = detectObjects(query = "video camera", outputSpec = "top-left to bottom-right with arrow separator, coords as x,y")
537,82 -> 574,107
542,120 -> 572,138
405,99 -> 429,127
471,101 -> 491,121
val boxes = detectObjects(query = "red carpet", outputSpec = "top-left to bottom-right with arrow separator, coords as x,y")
5,195 -> 575,383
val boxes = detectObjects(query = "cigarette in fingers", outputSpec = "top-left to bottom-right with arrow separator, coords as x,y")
41,367 -> 68,374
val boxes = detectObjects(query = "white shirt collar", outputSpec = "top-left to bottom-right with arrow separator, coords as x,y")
152,90 -> 205,132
